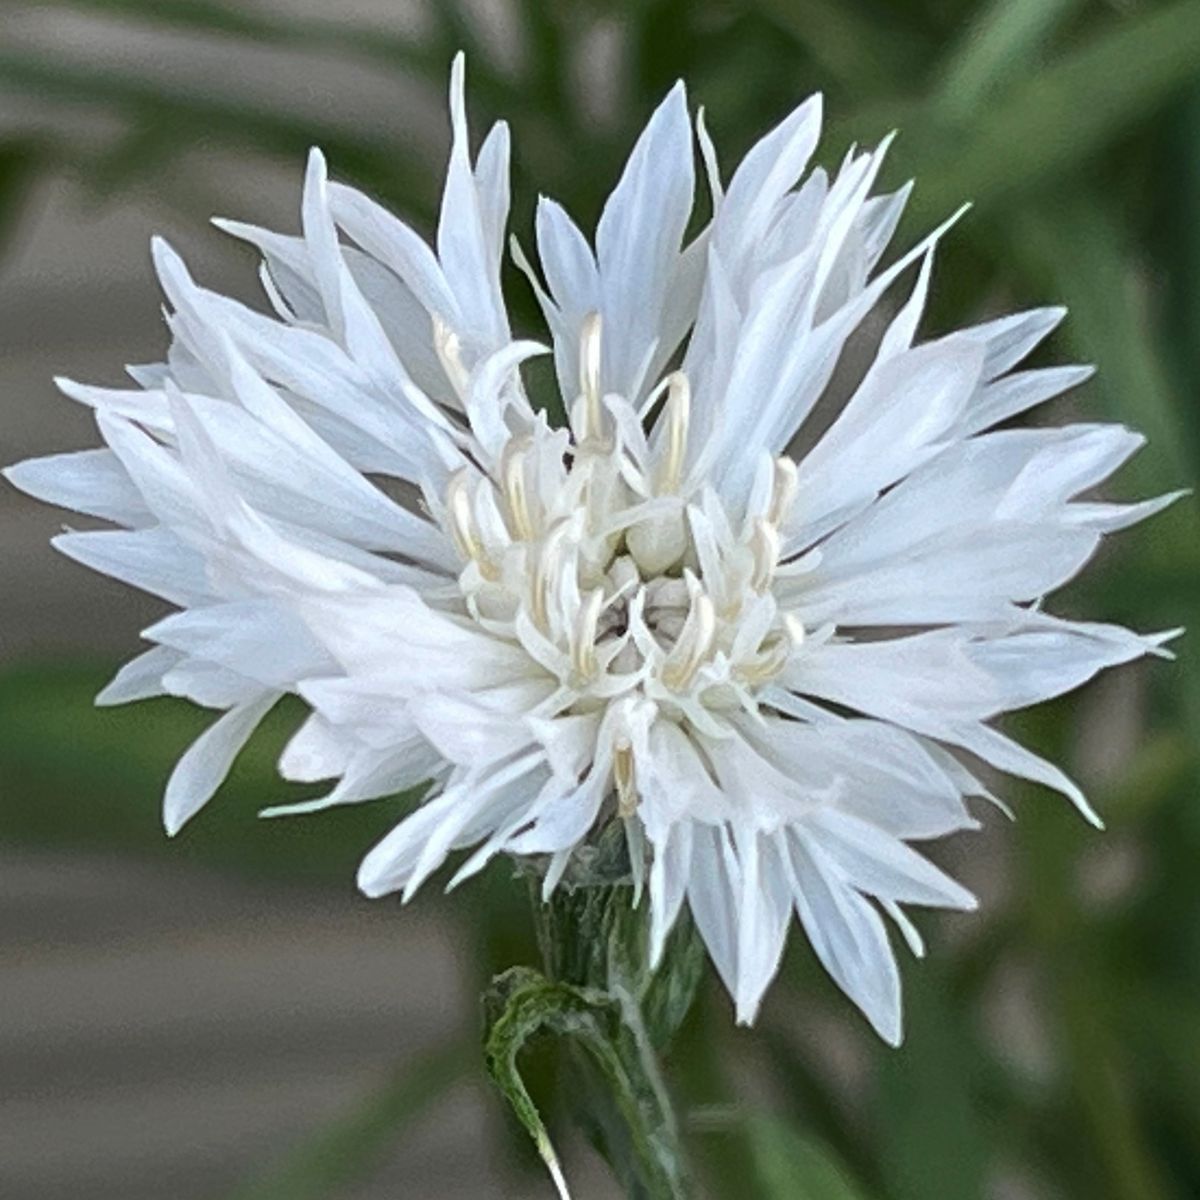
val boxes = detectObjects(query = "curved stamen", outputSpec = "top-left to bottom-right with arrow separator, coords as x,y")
661,593 -> 716,691
571,587 -> 605,683
500,436 -> 535,541
737,632 -> 791,685
579,311 -> 603,442
660,372 -> 691,493
446,469 -> 499,580
768,456 -> 799,528
432,314 -> 470,399
531,519 -> 573,633
748,518 -> 780,593
784,612 -> 806,647
613,738 -> 638,817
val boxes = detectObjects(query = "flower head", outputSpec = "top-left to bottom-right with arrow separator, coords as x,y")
6,55 -> 1179,1043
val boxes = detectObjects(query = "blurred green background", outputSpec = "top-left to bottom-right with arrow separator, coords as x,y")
2,0 -> 1200,1197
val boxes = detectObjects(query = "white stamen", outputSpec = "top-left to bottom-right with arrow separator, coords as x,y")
660,372 -> 691,493
662,593 -> 716,691
738,632 -> 791,684
571,587 -> 604,682
613,738 -> 638,817
500,436 -> 535,541
636,370 -> 676,421
446,469 -> 498,580
433,314 -> 470,399
531,519 -> 572,633
768,456 -> 799,527
579,311 -> 603,441
748,518 -> 780,593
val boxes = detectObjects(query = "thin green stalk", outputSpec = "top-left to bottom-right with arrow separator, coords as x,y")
934,0 -> 1083,118
484,842 -> 703,1199
1015,731 -> 1171,1200
754,0 -> 926,93
907,0 -> 1200,222
484,964 -> 692,1199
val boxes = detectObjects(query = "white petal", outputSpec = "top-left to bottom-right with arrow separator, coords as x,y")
945,721 -> 1101,827
648,821 -> 694,966
278,714 -> 352,783
505,768 -> 607,857
162,659 -> 264,708
795,522 -> 1100,626
970,306 -> 1066,379
474,119 -> 512,264
792,337 -> 984,540
413,691 -> 537,768
437,53 -> 510,353
532,196 -> 600,401
96,645 -> 183,706
716,93 -> 822,270
967,621 -> 1163,711
163,691 -> 280,835
4,448 -> 151,526
785,831 -> 903,1045
357,752 -> 541,899
801,807 -> 976,911
328,183 -> 459,324
960,364 -> 1093,436
687,823 -> 742,1001
298,588 -> 534,685
146,601 -> 333,687
594,80 -> 695,399
732,828 -> 793,1024
54,527 -> 212,607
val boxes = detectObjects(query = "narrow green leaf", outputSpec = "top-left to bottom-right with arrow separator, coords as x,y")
1119,987 -> 1200,1155
875,969 -> 990,1200
934,0 -> 1083,117
26,0 -> 554,131
0,136 -> 40,255
756,1023 -> 876,1186
1155,82 -> 1200,463
1014,797 -> 1174,1200
484,970 -> 574,1199
483,965 -> 690,1199
910,1 -> 1200,220
225,1041 -> 472,1200
753,0 -> 926,92
1010,191 -> 1192,493
747,1117 -> 877,1200
1007,193 -> 1200,747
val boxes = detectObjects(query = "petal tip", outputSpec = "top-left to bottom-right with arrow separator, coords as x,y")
356,865 -> 387,899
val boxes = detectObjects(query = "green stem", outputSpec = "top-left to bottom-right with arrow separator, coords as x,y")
533,870 -> 704,1198
483,837 -> 702,1199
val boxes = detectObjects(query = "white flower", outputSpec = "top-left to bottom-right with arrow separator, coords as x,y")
6,56 -> 1180,1043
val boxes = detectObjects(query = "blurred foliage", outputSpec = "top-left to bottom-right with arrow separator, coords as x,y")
225,1040 -> 474,1200
3,0 -> 1200,1196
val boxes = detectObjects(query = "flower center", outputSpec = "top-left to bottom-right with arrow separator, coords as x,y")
439,314 -> 805,730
